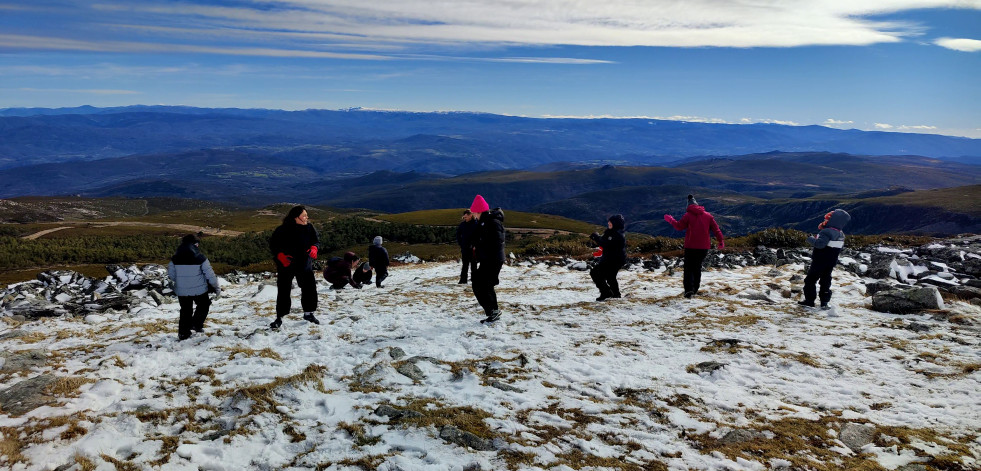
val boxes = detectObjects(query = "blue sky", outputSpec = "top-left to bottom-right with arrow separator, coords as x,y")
1,1 -> 979,137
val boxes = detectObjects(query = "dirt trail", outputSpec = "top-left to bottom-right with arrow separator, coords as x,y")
21,222 -> 243,240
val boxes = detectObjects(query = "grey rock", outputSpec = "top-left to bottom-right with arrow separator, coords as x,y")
0,374 -> 58,416
839,422 -> 876,452
0,329 -> 28,340
942,285 -> 981,300
490,381 -> 525,393
689,361 -> 726,374
439,426 -> 495,451
374,404 -> 423,420
907,322 -> 931,333
396,362 -> 426,381
719,429 -> 765,444
965,279 -> 981,289
896,464 -> 928,471
0,349 -> 47,372
971,298 -> 981,307
865,280 -> 898,297
9,315 -> 26,323
872,286 -> 945,314
766,268 -> 783,277
389,347 -> 406,360
866,254 -> 897,279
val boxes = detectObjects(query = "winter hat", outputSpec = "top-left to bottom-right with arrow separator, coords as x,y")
344,251 -> 359,263
373,236 -> 383,246
470,195 -> 490,214
608,214 -> 625,231
687,194 -> 698,206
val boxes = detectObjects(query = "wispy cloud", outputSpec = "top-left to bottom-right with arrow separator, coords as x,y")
18,87 -> 141,95
823,118 -> 854,125
874,122 -> 939,132
875,123 -> 894,129
935,37 -> 981,52
1,1 -> 978,62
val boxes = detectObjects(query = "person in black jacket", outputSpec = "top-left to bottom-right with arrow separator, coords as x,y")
353,261 -> 373,286
269,206 -> 320,329
324,252 -> 362,289
368,236 -> 390,288
456,209 -> 477,284
589,214 -> 627,301
469,195 -> 506,323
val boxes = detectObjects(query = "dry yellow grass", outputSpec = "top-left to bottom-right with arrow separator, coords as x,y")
45,376 -> 96,397
221,345 -> 283,361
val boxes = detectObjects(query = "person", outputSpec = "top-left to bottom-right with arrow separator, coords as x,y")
664,194 -> 725,298
589,214 -> 627,301
368,236 -> 390,288
800,209 -> 851,309
456,209 -> 477,284
269,205 -> 320,328
324,252 -> 363,289
167,234 -> 220,340
353,261 -> 373,286
470,195 -> 506,323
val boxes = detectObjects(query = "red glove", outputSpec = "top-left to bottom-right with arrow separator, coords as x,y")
277,252 -> 292,267
718,241 -> 725,250
308,246 -> 318,259
592,247 -> 603,257
664,214 -> 676,223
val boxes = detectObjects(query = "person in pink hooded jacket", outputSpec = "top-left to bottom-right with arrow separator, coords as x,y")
664,194 -> 725,298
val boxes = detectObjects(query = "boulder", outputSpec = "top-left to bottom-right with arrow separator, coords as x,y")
395,362 -> 426,381
839,422 -> 876,453
0,374 -> 58,416
688,361 -> 726,374
866,254 -> 896,279
865,280 -> 898,297
439,426 -> 495,451
0,349 -> 47,372
719,429 -> 765,444
872,286 -> 944,314
374,404 -> 423,420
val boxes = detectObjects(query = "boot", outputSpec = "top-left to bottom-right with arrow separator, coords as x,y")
270,316 -> 283,329
481,310 -> 501,323
684,291 -> 694,299
303,312 -> 320,325
798,300 -> 815,308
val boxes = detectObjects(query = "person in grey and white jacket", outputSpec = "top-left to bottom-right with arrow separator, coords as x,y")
168,234 -> 221,340
800,209 -> 850,309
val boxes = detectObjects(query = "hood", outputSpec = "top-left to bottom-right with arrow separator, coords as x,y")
171,242 -> 205,264
486,207 -> 504,222
686,205 -> 706,215
827,209 -> 850,229
608,214 -> 625,232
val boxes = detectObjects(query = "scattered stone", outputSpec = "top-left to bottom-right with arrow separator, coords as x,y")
896,464 -> 928,471
396,362 -> 426,381
766,268 -> 783,277
0,329 -> 27,340
374,404 -> 423,420
0,349 -> 47,372
490,381 -> 525,393
872,286 -> 945,314
439,426 -> 495,451
865,280 -> 898,297
907,322 -> 931,333
0,374 -> 58,416
719,429 -> 765,444
839,422 -> 876,453
389,347 -> 406,360
688,361 -> 726,374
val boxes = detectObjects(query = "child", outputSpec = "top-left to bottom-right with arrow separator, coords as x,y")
368,236 -> 390,288
324,252 -> 363,289
800,209 -> 851,309
168,234 -> 221,340
353,261 -> 373,286
589,214 -> 626,301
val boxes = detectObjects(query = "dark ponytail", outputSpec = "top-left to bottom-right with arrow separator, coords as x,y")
283,205 -> 306,225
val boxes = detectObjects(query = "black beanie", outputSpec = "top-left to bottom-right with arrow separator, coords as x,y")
687,194 -> 698,206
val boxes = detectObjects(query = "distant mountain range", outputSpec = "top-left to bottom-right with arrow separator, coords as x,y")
1,106 -> 978,173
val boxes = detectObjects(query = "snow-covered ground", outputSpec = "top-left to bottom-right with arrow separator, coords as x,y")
1,261 -> 979,470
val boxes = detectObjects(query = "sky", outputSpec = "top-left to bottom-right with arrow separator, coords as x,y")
0,1 -> 979,137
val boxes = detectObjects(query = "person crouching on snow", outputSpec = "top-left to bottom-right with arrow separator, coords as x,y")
324,252 -> 363,289
368,236 -> 390,288
589,214 -> 627,301
168,234 -> 221,341
664,194 -> 725,298
800,209 -> 851,310
470,195 -> 506,323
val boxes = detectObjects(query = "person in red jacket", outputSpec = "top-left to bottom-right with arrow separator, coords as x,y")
269,205 -> 320,329
664,194 -> 725,298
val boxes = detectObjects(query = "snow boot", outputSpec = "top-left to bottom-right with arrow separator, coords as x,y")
798,300 -> 815,308
303,312 -> 320,325
270,316 -> 283,329
481,310 -> 501,323
684,291 -> 694,299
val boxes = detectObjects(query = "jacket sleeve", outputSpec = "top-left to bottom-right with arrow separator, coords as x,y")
710,217 -> 724,245
310,225 -> 320,249
668,213 -> 689,231
807,229 -> 833,249
201,259 -> 220,289
168,261 -> 176,282
382,247 -> 390,267
269,226 -> 282,256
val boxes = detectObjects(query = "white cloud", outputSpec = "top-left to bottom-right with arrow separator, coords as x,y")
874,123 -> 894,129
935,37 -> 981,52
898,124 -> 938,130
18,87 -> 141,95
823,118 -> 854,125
3,0 -> 979,59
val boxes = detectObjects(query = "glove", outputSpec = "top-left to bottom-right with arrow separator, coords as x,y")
352,282 -> 363,289
663,214 -> 676,223
718,241 -> 725,250
591,232 -> 600,240
308,246 -> 318,259
277,252 -> 292,267
211,287 -> 221,300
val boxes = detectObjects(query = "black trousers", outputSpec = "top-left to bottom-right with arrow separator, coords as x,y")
460,248 -> 477,282
683,249 -> 709,294
178,293 -> 211,338
590,261 -> 622,297
472,260 -> 503,315
803,258 -> 835,305
375,268 -> 388,287
276,268 -> 318,317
